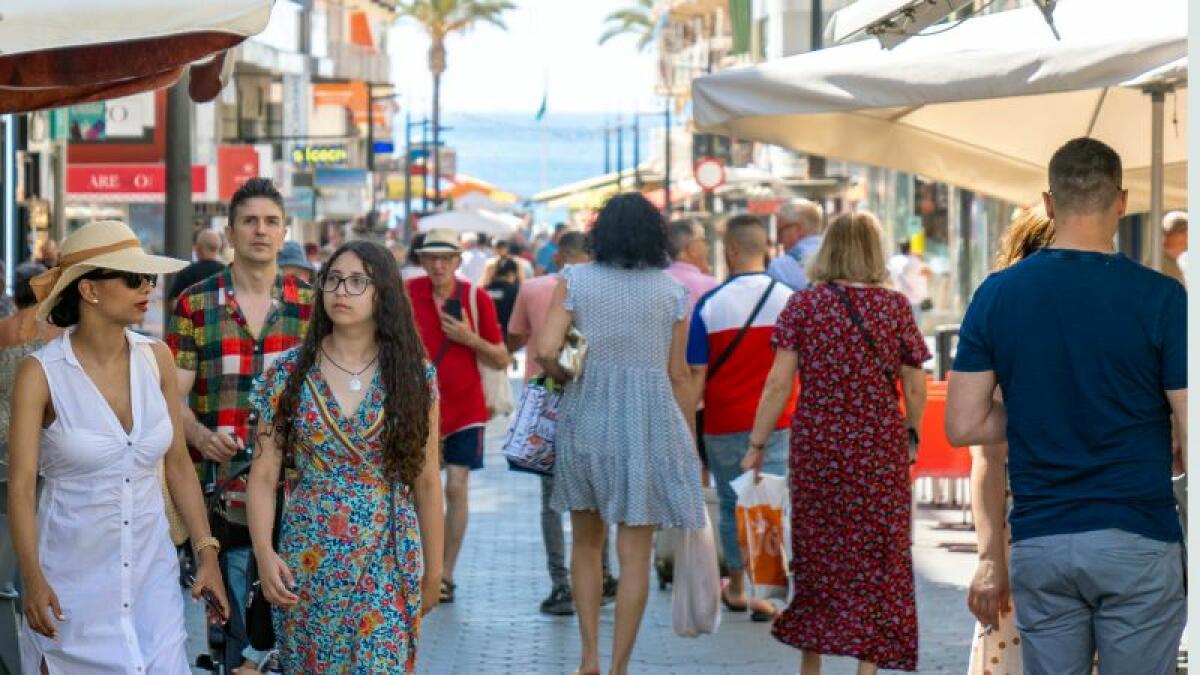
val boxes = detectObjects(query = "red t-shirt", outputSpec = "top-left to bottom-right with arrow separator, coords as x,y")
406,276 -> 504,437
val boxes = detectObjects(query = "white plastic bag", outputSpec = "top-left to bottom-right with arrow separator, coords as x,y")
671,510 -> 722,637
730,471 -> 789,600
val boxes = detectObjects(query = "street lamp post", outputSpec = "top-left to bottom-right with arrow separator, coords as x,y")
664,96 -> 672,217
616,114 -> 624,191
367,84 -> 399,235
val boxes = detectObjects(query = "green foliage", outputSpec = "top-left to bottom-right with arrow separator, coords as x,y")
597,0 -> 657,51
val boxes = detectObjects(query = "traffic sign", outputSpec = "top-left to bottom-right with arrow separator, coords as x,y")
694,156 -> 726,192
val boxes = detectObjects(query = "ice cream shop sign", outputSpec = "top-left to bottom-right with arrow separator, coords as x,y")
68,164 -> 207,197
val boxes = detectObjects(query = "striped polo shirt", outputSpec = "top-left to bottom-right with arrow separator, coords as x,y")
686,272 -> 798,436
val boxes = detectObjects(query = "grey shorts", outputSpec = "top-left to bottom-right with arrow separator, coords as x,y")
1009,528 -> 1185,675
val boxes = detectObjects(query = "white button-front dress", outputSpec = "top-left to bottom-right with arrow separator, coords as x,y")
18,330 -> 189,674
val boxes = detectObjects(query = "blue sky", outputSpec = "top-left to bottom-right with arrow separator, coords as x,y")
389,0 -> 660,115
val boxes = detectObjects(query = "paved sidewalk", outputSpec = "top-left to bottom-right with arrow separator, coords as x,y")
415,416 -> 978,675
183,387 -> 980,674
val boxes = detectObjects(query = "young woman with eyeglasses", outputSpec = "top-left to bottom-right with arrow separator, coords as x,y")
245,240 -> 444,672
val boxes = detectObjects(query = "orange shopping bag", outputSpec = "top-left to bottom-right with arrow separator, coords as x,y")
730,471 -> 789,600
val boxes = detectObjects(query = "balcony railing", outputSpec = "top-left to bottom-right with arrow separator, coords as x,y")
329,42 -> 390,84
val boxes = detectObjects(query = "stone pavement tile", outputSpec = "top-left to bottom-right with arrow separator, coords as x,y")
415,416 -> 979,674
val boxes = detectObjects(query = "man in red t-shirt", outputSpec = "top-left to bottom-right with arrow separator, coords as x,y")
406,229 -> 509,603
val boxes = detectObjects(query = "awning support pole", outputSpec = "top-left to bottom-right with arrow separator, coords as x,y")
1149,88 -> 1166,271
3,115 -> 15,295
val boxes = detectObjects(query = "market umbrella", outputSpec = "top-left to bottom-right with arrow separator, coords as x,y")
0,0 -> 274,113
455,191 -> 514,212
693,0 -> 1186,228
418,209 -> 519,237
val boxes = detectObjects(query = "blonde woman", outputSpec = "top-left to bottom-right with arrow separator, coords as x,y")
746,212 -> 930,674
966,205 -> 1054,675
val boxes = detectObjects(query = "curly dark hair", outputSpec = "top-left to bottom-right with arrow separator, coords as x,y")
590,192 -> 670,270
269,240 -> 433,486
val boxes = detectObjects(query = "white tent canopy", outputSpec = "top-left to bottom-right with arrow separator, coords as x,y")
454,192 -> 513,213
693,0 -> 1187,214
418,209 -> 519,237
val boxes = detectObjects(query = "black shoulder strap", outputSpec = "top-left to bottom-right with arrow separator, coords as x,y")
830,284 -> 895,385
707,279 -> 777,381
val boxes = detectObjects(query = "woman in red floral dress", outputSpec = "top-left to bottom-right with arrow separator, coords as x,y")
746,212 -> 930,674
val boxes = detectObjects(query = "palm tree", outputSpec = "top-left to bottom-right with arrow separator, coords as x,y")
597,0 -> 658,51
398,0 -> 514,205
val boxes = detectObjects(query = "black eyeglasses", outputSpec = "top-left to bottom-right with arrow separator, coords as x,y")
321,273 -> 372,296
86,269 -> 158,289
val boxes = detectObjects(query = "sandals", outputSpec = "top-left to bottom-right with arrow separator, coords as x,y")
439,578 -> 456,604
720,585 -> 748,613
750,604 -> 779,623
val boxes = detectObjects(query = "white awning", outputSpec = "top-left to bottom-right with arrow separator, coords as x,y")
692,0 -> 1187,214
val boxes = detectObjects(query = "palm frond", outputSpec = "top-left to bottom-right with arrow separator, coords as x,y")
602,8 -> 654,26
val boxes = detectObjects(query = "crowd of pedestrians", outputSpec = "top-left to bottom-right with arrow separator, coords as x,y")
0,135 -> 1189,675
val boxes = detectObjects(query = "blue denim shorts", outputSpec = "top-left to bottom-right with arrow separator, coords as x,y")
442,426 -> 485,470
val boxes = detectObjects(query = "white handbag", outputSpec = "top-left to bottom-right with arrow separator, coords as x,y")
468,282 -> 514,417
671,510 -> 722,637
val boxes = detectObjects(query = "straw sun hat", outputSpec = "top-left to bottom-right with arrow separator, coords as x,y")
31,220 -> 187,322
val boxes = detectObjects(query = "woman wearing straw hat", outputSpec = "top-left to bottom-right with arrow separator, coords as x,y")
7,221 -> 230,673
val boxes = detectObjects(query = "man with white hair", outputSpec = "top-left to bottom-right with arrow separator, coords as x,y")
1162,211 -> 1187,285
767,198 -> 825,290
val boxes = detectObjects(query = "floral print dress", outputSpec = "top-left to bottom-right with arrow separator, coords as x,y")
251,348 -> 433,673
769,284 -> 930,671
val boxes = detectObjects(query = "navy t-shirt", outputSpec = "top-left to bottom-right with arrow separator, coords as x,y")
954,249 -> 1186,543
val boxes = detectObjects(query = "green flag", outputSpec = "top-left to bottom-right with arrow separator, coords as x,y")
535,90 -> 548,121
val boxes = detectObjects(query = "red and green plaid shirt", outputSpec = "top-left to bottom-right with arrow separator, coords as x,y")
167,268 -> 313,456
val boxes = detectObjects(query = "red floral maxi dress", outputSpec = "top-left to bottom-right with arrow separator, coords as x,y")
770,283 -> 930,670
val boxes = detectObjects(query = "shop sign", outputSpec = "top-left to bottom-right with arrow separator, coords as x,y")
292,144 -> 350,167
315,168 -> 368,188
218,145 -> 261,201
285,187 -> 315,220
438,147 -> 456,178
67,164 -> 207,195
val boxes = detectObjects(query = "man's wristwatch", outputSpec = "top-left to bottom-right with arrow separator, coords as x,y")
748,440 -> 766,451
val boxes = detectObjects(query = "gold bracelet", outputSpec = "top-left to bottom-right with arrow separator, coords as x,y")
193,536 -> 221,556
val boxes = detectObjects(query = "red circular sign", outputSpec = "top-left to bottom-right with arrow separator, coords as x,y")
694,156 -> 726,191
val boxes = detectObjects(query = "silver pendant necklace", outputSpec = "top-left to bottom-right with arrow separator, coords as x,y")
320,346 -> 379,392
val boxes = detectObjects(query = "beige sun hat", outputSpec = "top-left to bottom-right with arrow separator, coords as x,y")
414,228 -> 462,254
32,220 -> 188,321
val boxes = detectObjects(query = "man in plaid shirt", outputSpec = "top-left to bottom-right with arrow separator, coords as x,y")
167,178 -> 312,672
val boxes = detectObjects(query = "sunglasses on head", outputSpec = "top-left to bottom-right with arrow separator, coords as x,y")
85,269 -> 158,289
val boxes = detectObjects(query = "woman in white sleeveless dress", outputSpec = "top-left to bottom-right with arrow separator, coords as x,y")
7,221 -> 229,673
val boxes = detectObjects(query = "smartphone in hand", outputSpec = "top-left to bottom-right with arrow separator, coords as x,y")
442,298 -> 463,321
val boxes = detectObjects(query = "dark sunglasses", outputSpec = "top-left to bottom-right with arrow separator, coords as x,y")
86,269 -> 158,289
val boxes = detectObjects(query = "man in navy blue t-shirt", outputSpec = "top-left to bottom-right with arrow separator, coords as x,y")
947,137 -> 1187,674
